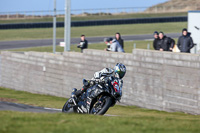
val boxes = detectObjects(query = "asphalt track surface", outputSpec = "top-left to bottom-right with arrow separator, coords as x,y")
0,101 -> 61,113
0,33 -> 181,50
0,101 -> 117,116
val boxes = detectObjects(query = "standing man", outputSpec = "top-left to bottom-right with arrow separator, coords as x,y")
153,31 -> 159,50
77,35 -> 88,53
115,32 -> 124,49
157,32 -> 175,52
177,28 -> 194,53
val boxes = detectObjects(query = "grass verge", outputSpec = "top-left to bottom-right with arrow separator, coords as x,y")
7,39 -> 179,53
0,87 -> 200,133
5,39 -> 165,53
0,87 -> 66,108
0,22 -> 186,41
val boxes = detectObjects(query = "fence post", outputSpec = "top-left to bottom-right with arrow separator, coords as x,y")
16,12 -> 19,19
41,11 -> 43,18
133,43 -> 136,49
155,6 -> 157,14
7,13 -> 9,19
194,44 -> 197,54
171,6 -> 174,13
147,43 -> 150,50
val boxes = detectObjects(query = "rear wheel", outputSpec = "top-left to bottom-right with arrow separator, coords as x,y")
90,96 -> 112,115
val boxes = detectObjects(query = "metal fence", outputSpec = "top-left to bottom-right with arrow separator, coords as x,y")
133,43 -> 200,54
0,5 -> 198,20
0,7 -> 146,20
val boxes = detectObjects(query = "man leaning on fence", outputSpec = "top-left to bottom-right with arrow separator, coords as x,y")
104,38 -> 124,53
157,32 -> 175,52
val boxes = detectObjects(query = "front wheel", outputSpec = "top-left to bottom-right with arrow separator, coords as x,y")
62,99 -> 75,113
90,96 -> 112,115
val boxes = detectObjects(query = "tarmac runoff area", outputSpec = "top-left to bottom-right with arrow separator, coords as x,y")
0,33 -> 180,50
0,101 -> 61,113
0,101 -> 118,116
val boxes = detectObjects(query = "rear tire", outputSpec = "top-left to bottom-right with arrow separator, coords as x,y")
90,96 -> 112,115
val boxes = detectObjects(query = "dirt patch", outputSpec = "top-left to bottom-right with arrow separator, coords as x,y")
0,97 -> 18,102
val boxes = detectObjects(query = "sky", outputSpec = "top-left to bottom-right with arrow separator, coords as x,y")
0,0 -> 168,13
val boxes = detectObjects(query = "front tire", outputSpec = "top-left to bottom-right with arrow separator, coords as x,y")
90,96 -> 112,115
62,100 -> 75,113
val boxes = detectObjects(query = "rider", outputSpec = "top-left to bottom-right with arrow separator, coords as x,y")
72,63 -> 126,100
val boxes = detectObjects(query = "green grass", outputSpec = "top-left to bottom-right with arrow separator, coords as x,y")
1,111 -> 200,133
7,38 -> 179,53
1,87 -> 200,133
8,40 -> 155,53
0,12 -> 187,24
7,39 -> 178,53
0,87 -> 66,108
0,22 -> 186,41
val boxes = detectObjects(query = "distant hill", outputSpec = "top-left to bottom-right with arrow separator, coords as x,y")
145,0 -> 200,13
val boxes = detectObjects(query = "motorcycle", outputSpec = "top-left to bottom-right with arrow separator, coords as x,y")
62,78 -> 121,115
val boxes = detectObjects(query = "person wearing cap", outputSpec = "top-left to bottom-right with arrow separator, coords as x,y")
104,38 -> 124,52
177,28 -> 194,53
153,31 -> 160,50
109,38 -> 125,52
77,35 -> 88,53
157,32 -> 175,52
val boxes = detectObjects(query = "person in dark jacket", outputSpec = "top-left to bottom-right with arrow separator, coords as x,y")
157,32 -> 175,51
77,35 -> 88,53
177,28 -> 194,53
153,31 -> 159,50
115,32 -> 124,49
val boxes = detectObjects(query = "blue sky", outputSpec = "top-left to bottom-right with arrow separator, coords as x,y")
0,0 -> 168,12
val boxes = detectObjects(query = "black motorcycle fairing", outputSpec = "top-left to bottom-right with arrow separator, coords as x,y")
87,84 -> 110,99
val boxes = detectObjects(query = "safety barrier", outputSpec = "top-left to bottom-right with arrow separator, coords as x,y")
0,49 -> 199,115
0,16 -> 187,29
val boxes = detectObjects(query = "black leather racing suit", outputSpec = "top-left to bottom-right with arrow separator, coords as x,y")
74,68 -> 123,97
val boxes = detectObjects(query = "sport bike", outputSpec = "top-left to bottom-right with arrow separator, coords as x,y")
62,78 -> 121,115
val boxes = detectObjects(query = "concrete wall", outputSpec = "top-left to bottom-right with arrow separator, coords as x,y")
0,49 -> 200,115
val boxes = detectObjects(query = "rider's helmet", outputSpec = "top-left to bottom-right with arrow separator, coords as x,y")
114,63 -> 126,79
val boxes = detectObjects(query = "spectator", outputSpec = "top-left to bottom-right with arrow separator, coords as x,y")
157,32 -> 175,51
77,35 -> 88,53
153,31 -> 159,50
177,28 -> 194,53
108,38 -> 125,52
115,32 -> 124,49
104,38 -> 111,51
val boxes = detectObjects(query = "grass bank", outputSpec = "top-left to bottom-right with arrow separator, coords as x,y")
0,87 -> 65,108
0,87 -> 200,133
0,22 -> 186,41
